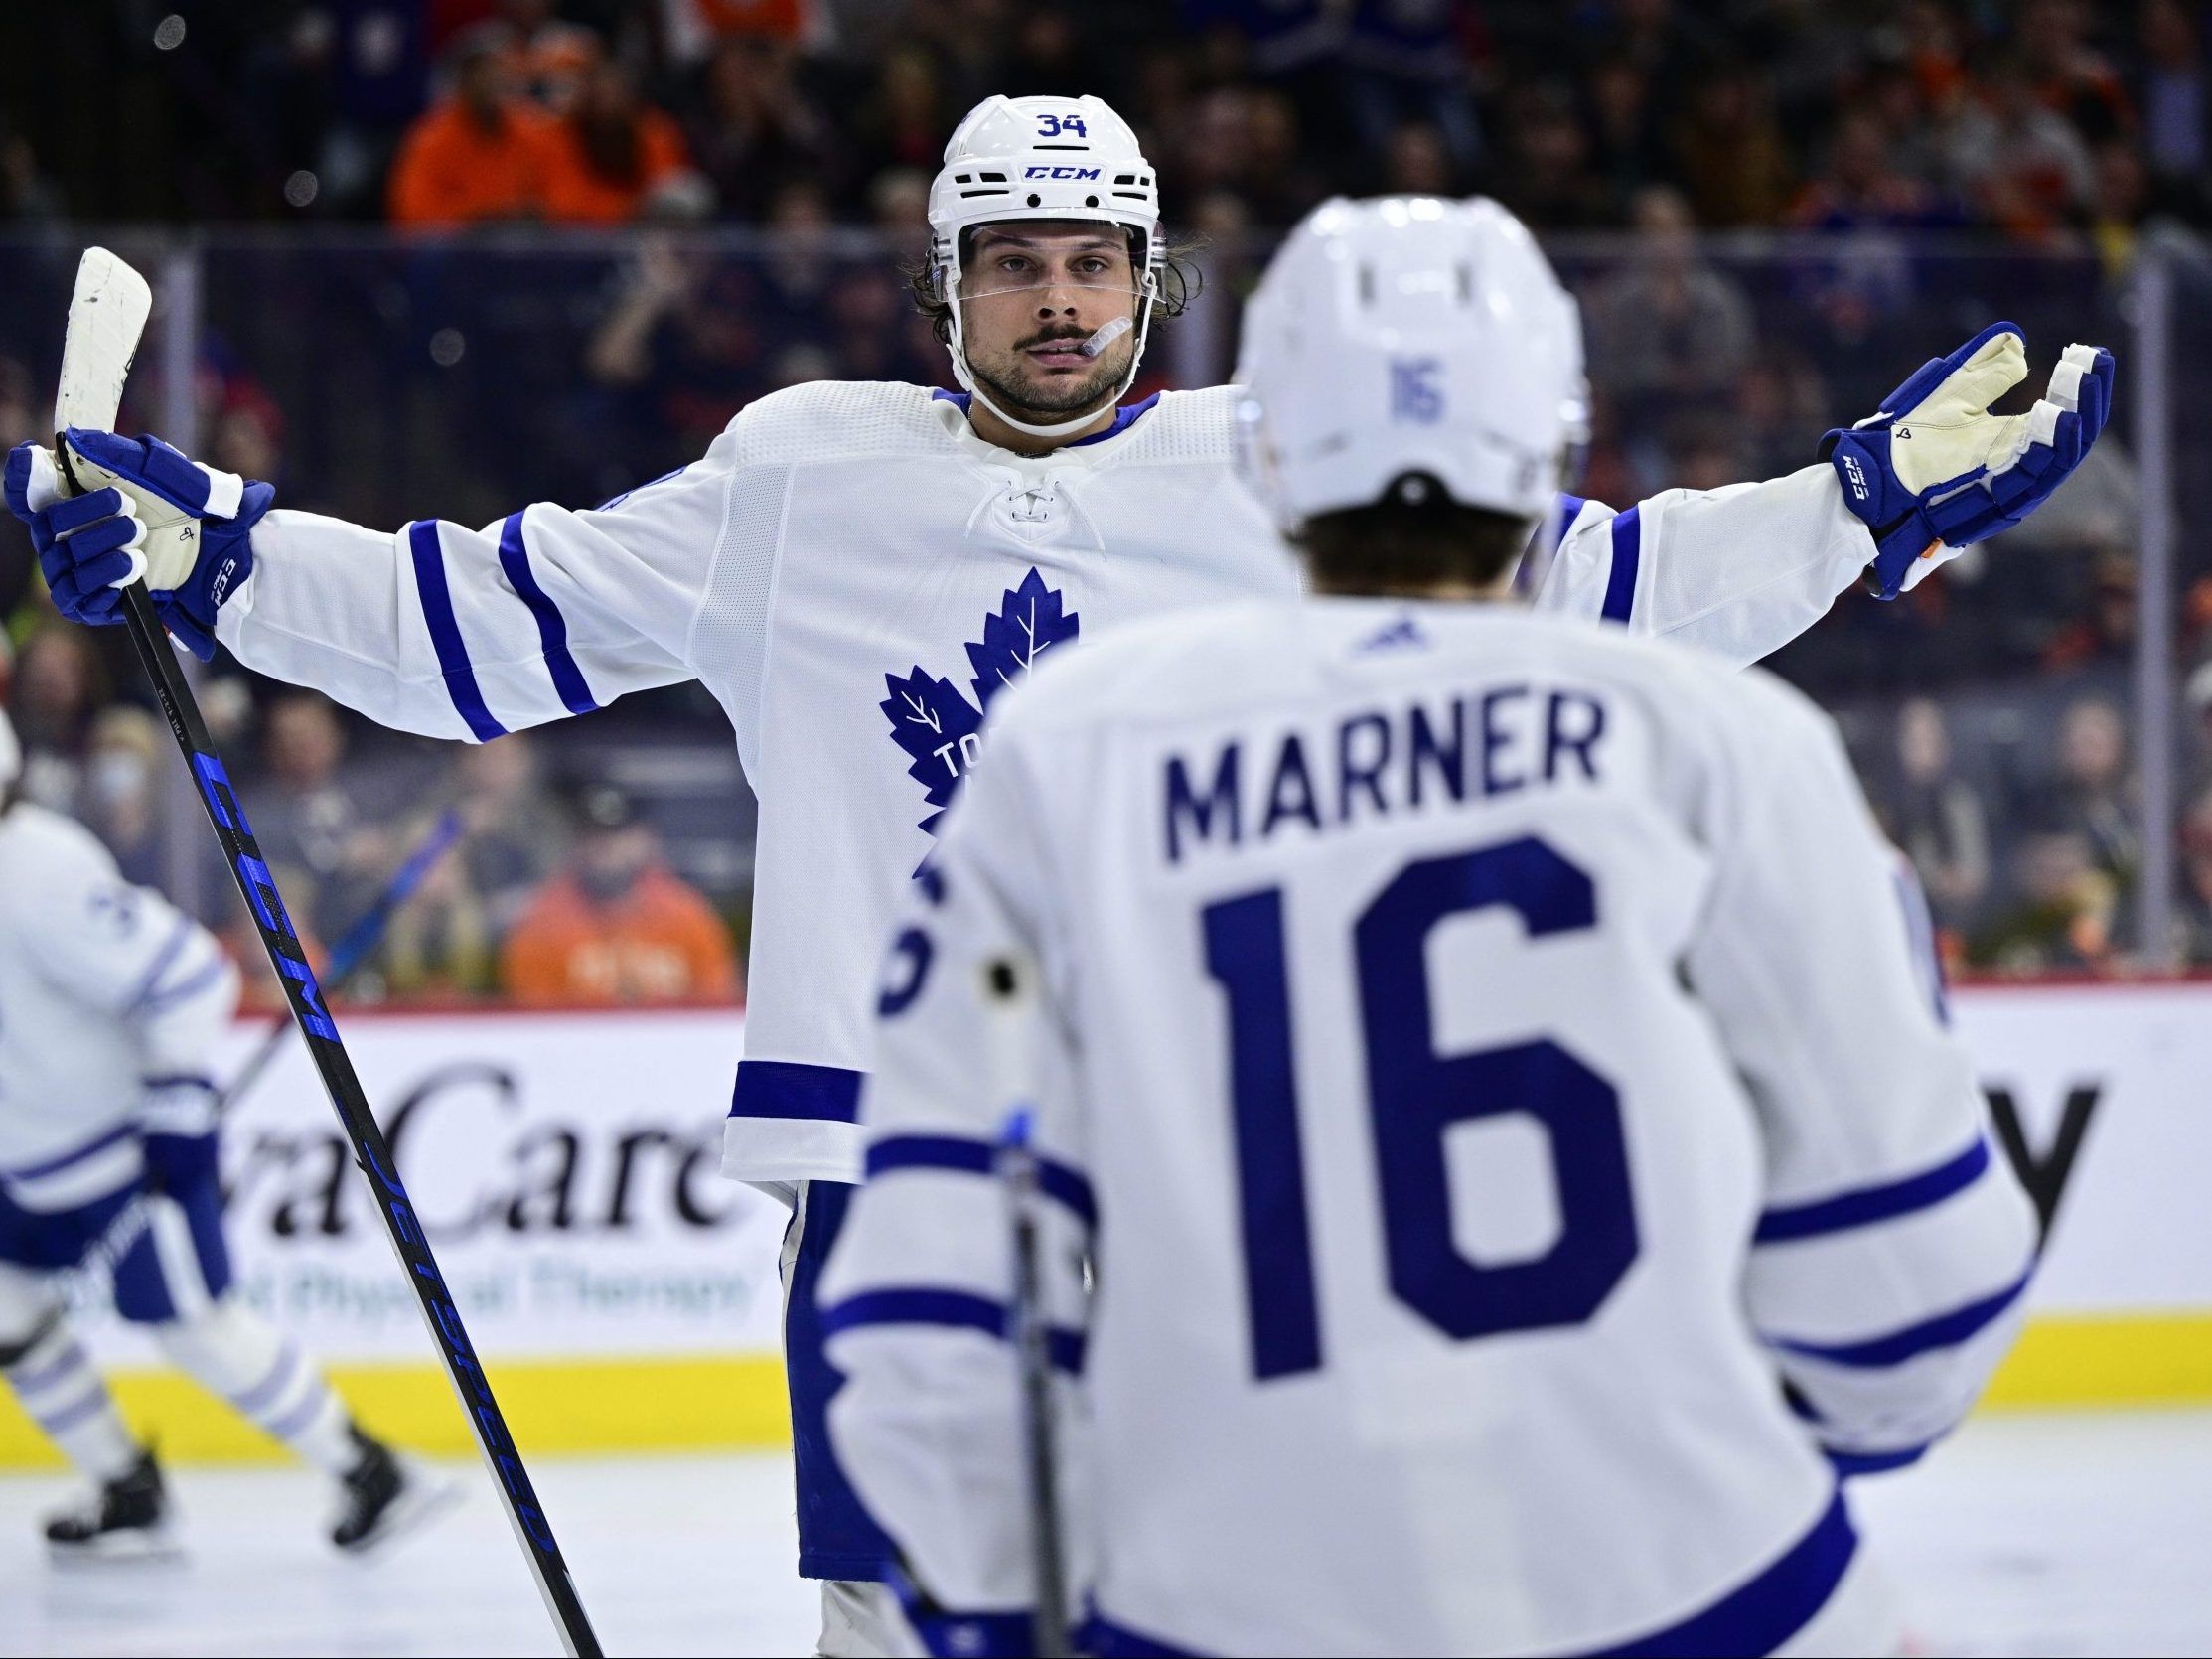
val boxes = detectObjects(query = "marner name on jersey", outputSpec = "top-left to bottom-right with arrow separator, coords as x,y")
1163,681 -> 1609,864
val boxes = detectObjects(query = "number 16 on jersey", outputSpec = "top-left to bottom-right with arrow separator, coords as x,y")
1202,835 -> 1643,1381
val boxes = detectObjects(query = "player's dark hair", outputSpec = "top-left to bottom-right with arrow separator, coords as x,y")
1299,474 -> 1538,597
903,227 -> 1204,349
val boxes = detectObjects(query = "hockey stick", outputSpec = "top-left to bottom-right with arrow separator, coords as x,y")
53,248 -> 602,1657
983,954 -> 1075,1659
214,807 -> 464,1117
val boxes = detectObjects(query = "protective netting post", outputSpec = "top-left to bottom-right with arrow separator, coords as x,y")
155,242 -> 208,918
2133,244 -> 2177,968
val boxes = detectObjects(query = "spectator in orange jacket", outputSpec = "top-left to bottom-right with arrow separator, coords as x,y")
542,61 -> 698,225
387,41 -> 560,228
502,785 -> 741,1005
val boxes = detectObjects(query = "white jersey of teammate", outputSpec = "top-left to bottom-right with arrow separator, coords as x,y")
211,381 -> 1877,1185
0,805 -> 238,1208
822,599 -> 2038,1656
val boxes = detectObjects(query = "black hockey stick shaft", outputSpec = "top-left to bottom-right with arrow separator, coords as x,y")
108,584 -> 602,1657
1004,1136 -> 1074,1659
215,807 -> 463,1116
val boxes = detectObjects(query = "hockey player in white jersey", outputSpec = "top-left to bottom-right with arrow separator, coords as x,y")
8,95 -> 2107,1650
820,198 -> 2063,1656
0,706 -> 449,1558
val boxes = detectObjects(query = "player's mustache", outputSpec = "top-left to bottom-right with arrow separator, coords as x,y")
1018,326 -> 1100,351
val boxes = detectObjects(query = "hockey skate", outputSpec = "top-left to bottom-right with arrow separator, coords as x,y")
331,1428 -> 459,1555
44,1449 -> 181,1563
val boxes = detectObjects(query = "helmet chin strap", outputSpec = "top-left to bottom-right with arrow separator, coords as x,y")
947,264 -> 1159,443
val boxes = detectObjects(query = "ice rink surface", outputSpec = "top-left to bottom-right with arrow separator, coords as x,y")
2,1409 -> 2208,1657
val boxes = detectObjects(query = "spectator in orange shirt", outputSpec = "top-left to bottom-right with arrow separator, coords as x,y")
481,0 -> 606,113
502,785 -> 741,1005
542,61 -> 699,225
387,41 -> 559,228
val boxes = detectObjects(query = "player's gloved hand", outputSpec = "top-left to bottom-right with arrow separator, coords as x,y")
1819,322 -> 2115,600
138,1076 -> 221,1197
3,429 -> 271,661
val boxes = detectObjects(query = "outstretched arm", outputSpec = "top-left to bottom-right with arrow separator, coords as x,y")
7,425 -> 742,741
1535,465 -> 1873,668
1535,325 -> 2115,669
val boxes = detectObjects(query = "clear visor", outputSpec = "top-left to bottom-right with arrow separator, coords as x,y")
957,272 -> 1144,304
952,222 -> 1148,303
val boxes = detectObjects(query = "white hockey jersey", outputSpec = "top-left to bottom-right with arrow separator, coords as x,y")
212,381 -> 1877,1184
821,599 -> 2038,1657
0,804 -> 240,1211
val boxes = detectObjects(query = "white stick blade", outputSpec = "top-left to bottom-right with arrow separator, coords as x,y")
56,247 -> 154,437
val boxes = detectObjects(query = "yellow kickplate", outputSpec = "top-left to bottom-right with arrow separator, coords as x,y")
1982,1313 -> 2212,1409
0,1353 -> 792,1469
6,1318 -> 2210,1469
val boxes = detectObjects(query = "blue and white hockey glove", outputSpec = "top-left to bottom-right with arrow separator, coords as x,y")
1820,322 -> 2115,600
4,429 -> 270,661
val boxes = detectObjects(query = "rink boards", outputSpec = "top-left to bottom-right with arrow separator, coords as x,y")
3,989 -> 2209,1467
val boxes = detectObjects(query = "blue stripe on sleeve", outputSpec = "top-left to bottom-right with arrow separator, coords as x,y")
138,955 -> 230,1014
1770,1266 -> 2031,1370
2,1123 -> 136,1182
121,915 -> 198,1015
866,1133 -> 1099,1229
821,1287 -> 1087,1374
1754,1136 -> 1991,1243
406,521 -> 508,742
729,1060 -> 864,1124
497,512 -> 599,717
1601,506 -> 1641,624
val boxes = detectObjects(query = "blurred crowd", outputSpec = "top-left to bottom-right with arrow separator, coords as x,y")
3,0 -> 2208,253
2,0 -> 2211,985
0,622 -> 744,1009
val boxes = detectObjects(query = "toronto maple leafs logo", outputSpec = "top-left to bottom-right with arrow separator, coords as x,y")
881,569 -> 1081,837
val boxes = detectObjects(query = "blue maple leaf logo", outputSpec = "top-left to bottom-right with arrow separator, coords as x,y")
881,569 -> 1081,839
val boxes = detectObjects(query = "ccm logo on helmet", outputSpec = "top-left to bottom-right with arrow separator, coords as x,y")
1024,165 -> 1102,180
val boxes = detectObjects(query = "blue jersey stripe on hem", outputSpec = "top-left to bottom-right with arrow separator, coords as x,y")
1080,1491 -> 1856,1658
406,522 -> 507,742
1755,1136 -> 1991,1243
1571,1488 -> 1856,1656
497,512 -> 599,717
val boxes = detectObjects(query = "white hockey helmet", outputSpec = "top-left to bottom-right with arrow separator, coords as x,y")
0,703 -> 18,795
927,93 -> 1163,440
1234,196 -> 1587,535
